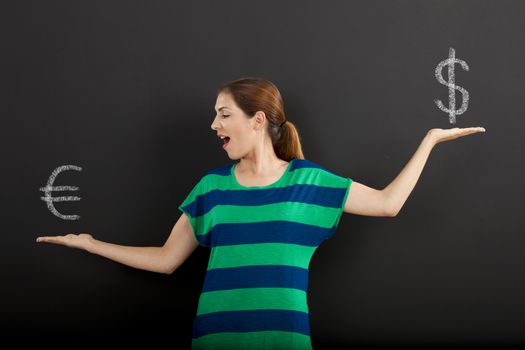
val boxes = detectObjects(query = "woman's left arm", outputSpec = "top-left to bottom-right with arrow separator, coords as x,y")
382,127 -> 486,216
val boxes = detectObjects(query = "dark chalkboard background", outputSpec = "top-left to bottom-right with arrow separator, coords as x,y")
2,0 -> 524,348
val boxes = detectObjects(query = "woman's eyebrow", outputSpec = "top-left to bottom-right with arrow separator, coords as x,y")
215,106 -> 230,112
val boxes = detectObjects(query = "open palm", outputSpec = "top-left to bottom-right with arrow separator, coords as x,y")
428,127 -> 486,145
36,233 -> 93,251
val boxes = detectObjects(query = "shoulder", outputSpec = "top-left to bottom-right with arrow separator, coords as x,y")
194,162 -> 233,187
203,163 -> 232,177
291,158 -> 338,175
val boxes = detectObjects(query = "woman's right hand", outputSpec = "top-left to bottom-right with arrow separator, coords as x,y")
36,233 -> 94,252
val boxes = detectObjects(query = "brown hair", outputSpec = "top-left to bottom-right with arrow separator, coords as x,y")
217,77 -> 305,161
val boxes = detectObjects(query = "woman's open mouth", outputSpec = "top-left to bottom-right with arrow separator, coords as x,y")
222,137 -> 230,149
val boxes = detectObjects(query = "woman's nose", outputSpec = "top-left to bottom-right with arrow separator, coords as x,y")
210,116 -> 219,130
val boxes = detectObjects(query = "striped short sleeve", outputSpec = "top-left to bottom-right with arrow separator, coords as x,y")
292,160 -> 353,240
178,175 -> 209,247
321,173 -> 352,239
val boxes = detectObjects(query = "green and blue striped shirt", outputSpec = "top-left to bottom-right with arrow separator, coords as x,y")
178,158 -> 352,349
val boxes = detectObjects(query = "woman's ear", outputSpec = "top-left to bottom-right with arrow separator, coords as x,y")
253,111 -> 267,130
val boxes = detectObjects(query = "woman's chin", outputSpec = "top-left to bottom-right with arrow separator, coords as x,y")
226,153 -> 242,161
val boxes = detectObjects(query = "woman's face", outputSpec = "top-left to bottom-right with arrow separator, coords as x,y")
211,92 -> 263,160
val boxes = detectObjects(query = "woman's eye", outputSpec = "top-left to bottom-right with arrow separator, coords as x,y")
222,115 -> 230,118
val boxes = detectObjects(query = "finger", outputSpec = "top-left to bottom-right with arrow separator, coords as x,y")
36,236 -> 65,244
463,127 -> 486,132
457,127 -> 484,136
467,127 -> 486,134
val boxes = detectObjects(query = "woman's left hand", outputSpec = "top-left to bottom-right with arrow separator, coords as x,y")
427,127 -> 486,145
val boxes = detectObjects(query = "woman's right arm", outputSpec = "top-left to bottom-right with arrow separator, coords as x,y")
36,212 -> 199,274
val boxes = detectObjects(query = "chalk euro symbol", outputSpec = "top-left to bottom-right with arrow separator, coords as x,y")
39,165 -> 82,220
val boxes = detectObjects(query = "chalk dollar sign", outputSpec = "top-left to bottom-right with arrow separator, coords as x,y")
434,47 -> 470,124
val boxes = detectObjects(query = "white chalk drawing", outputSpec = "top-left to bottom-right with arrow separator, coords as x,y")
434,47 -> 470,124
39,165 -> 82,220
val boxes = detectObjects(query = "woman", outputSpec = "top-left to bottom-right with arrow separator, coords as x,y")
36,77 -> 485,349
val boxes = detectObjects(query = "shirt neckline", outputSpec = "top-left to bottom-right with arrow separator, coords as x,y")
231,159 -> 295,190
